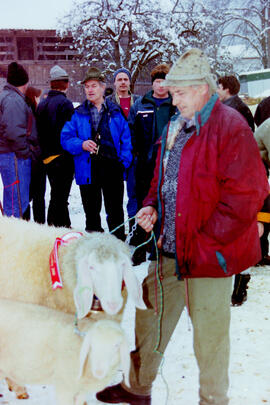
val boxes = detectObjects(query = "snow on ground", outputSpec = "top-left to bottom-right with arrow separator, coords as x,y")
0,181 -> 270,404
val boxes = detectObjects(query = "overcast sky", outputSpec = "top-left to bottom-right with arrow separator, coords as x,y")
0,0 -> 77,29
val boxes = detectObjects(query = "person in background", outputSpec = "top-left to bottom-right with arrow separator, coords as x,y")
96,48 -> 268,405
107,67 -> 140,240
61,67 -> 132,240
253,118 -> 270,266
128,63 -> 177,265
0,62 -> 39,219
254,92 -> 270,128
217,75 -> 257,306
25,86 -> 46,224
36,65 -> 74,228
217,75 -> 254,131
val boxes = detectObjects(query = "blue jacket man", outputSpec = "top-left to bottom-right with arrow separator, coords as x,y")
61,67 -> 132,240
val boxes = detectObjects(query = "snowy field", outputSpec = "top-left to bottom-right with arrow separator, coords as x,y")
0,180 -> 270,404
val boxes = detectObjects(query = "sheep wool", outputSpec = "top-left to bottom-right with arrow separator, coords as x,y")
0,298 -> 130,405
0,216 -> 146,319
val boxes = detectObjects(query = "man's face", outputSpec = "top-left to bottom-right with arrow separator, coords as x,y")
217,83 -> 230,102
152,79 -> 169,98
114,72 -> 130,94
84,80 -> 105,105
169,85 -> 209,119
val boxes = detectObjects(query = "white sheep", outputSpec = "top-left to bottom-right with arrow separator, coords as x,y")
0,216 -> 146,319
0,299 -> 131,405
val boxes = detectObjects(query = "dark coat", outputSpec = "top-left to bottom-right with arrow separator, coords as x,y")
144,96 -> 268,278
0,84 -> 39,159
128,91 -> 177,204
36,90 -> 74,159
254,96 -> 270,127
223,95 -> 254,131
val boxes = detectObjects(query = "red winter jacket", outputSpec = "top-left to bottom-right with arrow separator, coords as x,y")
144,96 -> 269,278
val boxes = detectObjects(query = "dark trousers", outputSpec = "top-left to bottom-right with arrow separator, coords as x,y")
79,157 -> 125,240
30,159 -> 47,224
45,154 -> 74,228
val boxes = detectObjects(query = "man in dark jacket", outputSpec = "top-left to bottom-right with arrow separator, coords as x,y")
217,75 -> 254,131
128,63 -> 177,264
36,65 -> 74,228
107,68 -> 140,235
96,49 -> 268,405
254,94 -> 270,127
61,67 -> 132,240
0,62 -> 39,218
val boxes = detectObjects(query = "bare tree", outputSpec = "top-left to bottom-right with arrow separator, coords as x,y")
58,0 -> 234,88
223,0 -> 270,68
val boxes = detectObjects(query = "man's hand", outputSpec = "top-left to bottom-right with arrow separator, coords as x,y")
136,206 -> 158,233
258,221 -> 264,238
82,140 -> 98,154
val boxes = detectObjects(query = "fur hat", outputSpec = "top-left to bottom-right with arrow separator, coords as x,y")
81,67 -> 105,84
113,68 -> 131,82
7,62 -> 29,87
150,64 -> 170,84
162,48 -> 217,94
50,65 -> 69,81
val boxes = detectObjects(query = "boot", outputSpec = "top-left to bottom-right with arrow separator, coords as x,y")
231,274 -> 251,306
96,383 -> 151,404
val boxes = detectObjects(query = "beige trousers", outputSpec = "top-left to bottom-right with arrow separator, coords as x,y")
124,257 -> 232,405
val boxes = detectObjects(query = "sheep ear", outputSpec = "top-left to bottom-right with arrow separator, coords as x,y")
78,330 -> 92,380
122,259 -> 146,310
74,256 -> 94,319
120,337 -> 131,387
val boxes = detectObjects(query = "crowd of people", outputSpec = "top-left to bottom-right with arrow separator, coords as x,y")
0,50 -> 270,405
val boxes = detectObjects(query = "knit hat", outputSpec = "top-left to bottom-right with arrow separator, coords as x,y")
7,62 -> 29,87
113,68 -> 131,83
81,67 -> 105,84
50,65 -> 69,81
162,48 -> 217,94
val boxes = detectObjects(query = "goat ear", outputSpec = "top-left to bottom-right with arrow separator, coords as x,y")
122,258 -> 146,310
74,256 -> 94,319
78,330 -> 92,380
120,337 -> 131,387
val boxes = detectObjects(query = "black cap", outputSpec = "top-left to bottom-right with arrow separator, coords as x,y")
7,62 -> 29,87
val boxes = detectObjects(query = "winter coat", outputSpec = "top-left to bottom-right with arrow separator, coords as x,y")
36,90 -> 74,160
128,91 -> 177,205
128,90 -> 176,158
0,83 -> 39,159
60,98 -> 132,185
254,96 -> 270,127
254,117 -> 270,167
223,95 -> 254,131
144,95 -> 268,279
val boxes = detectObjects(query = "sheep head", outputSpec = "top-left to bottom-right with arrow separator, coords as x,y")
78,320 -> 130,387
73,233 -> 146,319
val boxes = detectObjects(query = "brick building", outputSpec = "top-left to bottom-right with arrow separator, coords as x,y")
0,29 -> 151,101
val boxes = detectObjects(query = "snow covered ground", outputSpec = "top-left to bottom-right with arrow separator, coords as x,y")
0,181 -> 270,404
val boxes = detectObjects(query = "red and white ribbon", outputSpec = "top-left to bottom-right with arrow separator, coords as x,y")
49,231 -> 83,290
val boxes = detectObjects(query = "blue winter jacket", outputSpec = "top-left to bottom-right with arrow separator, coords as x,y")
61,98 -> 132,185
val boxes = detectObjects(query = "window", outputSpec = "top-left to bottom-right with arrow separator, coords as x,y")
17,37 -> 34,60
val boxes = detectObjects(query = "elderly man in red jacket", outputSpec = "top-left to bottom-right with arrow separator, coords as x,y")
96,49 -> 268,405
